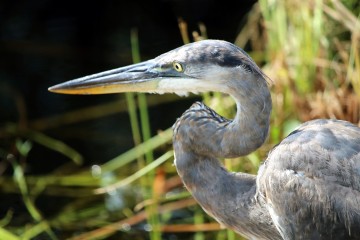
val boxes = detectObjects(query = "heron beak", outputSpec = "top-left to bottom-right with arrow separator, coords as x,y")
48,60 -> 163,95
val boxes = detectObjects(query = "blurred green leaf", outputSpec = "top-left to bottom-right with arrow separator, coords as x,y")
0,227 -> 20,240
5,123 -> 83,165
15,139 -> 32,157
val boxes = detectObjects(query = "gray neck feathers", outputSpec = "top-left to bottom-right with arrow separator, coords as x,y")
227,71 -> 272,156
172,72 -> 277,239
173,71 -> 272,158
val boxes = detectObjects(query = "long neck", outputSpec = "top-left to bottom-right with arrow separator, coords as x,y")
174,152 -> 278,239
173,72 -> 279,239
224,72 -> 272,157
173,72 -> 272,158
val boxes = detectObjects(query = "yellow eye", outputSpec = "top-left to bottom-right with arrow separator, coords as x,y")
173,62 -> 184,72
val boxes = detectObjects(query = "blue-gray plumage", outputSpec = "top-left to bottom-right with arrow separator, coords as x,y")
49,40 -> 360,240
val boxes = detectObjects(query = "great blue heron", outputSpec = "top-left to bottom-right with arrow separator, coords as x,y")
49,40 -> 360,240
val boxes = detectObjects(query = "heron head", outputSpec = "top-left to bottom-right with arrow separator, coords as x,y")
49,40 -> 265,96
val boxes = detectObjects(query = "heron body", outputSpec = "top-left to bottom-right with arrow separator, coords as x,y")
49,40 -> 360,239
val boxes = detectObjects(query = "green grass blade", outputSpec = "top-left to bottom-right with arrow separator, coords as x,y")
100,127 -> 172,173
0,227 -> 20,240
130,27 -> 161,240
21,221 -> 54,240
4,123 -> 83,165
11,160 -> 57,240
95,151 -> 173,194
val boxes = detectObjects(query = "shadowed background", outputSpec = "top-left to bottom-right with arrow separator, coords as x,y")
0,0 -> 256,239
0,0 -> 255,168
